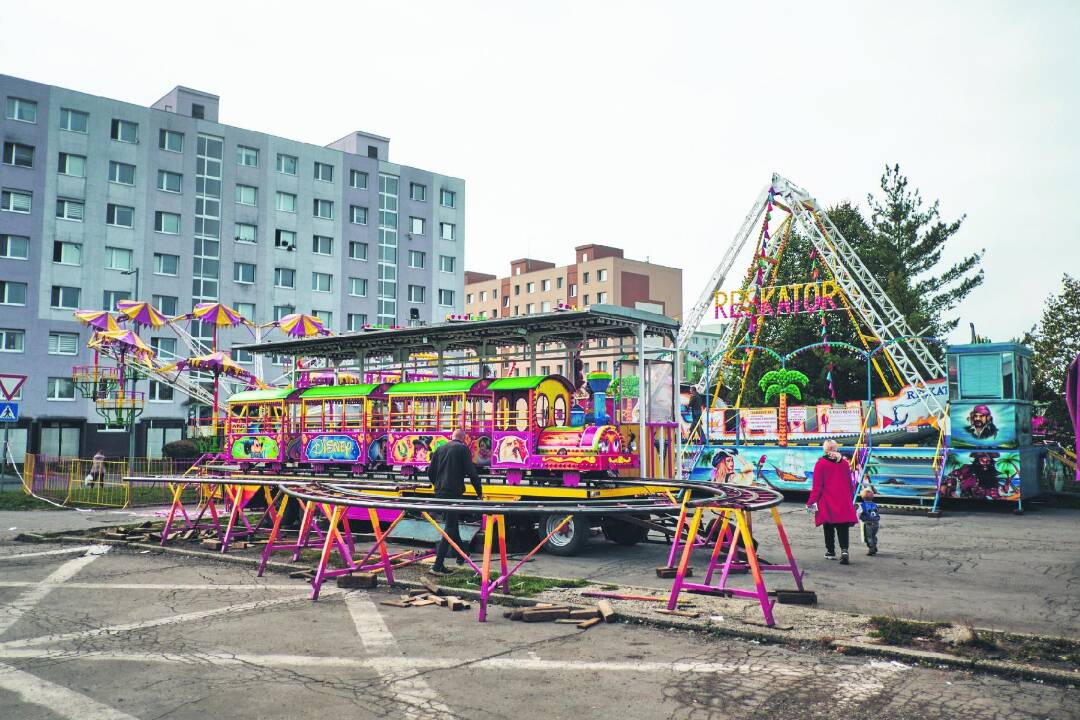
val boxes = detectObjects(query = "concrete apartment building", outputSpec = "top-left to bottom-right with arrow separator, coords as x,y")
464,244 -> 681,376
0,74 -> 465,459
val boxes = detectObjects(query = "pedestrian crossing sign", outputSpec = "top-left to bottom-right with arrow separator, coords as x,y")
0,402 -> 18,422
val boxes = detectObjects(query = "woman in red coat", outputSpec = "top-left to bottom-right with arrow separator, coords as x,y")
807,440 -> 858,564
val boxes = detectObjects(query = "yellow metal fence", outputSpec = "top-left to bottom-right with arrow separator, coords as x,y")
22,455 -> 198,509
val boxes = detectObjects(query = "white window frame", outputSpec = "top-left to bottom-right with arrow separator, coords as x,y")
410,183 -> 426,201
48,332 -> 79,355
348,313 -> 368,331
234,262 -> 256,285
350,205 -> 368,225
104,246 -> 133,271
236,184 -> 258,206
276,153 -> 298,175
440,222 -> 455,241
157,170 -> 182,193
313,198 -> 334,219
6,98 -> 37,124
59,108 -> 88,133
108,161 -> 135,185
440,189 -> 456,208
153,253 -> 179,276
312,235 -> 333,255
439,289 -> 455,307
50,285 -> 81,309
348,277 -> 368,297
408,250 -> 425,269
274,229 -> 296,249
235,223 -> 257,243
158,128 -> 183,152
439,255 -> 455,273
349,170 -> 368,189
2,190 -> 32,214
154,211 -> 180,235
3,142 -> 34,169
274,268 -> 295,288
349,241 -> 368,260
0,234 -> 29,260
314,162 -> 334,182
47,377 -> 77,401
236,145 -> 259,167
410,217 -> 425,235
106,203 -> 134,228
312,272 -> 332,293
0,328 -> 25,353
408,285 -> 425,303
276,192 -> 297,213
0,281 -> 28,306
56,198 -> 84,221
52,241 -> 82,266
111,119 -> 139,144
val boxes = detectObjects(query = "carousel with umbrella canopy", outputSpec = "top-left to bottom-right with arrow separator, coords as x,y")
159,351 -> 266,436
260,313 -> 337,386
70,310 -> 123,399
86,329 -> 154,426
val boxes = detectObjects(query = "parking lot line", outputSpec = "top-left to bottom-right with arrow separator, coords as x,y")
0,663 -> 140,720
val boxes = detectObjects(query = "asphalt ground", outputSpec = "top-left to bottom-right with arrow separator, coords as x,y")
1,543 -> 1077,720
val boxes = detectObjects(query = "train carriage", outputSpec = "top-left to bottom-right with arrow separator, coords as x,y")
225,388 -> 302,467
298,383 -> 388,472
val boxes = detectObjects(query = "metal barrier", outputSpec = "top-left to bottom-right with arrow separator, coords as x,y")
21,454 -> 197,508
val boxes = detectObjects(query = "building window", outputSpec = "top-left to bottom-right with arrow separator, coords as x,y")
235,223 -> 257,243
108,161 -> 135,185
106,203 -> 134,228
570,283 -> 577,297
47,378 -> 76,401
313,198 -> 334,219
104,246 -> 133,271
597,291 -> 608,303
0,329 -> 25,353
47,332 -> 78,355
148,381 -> 174,402
440,222 -> 456,241
348,313 -> 368,331
526,282 -> 535,293
233,302 -> 255,320
377,174 -> 400,325
52,241 -> 81,265
597,269 -> 608,282
408,285 -> 425,303
157,170 -> 182,193
312,310 -> 332,328
236,145 -> 259,167
349,241 -> 368,260
0,281 -> 28,305
107,119 -> 137,143
597,361 -> 609,372
0,235 -> 29,260
274,229 -> 296,249
541,301 -> 552,313
152,253 -> 178,276
408,250 -> 425,269
276,153 -> 297,175
410,217 -> 425,235
348,277 -> 368,297
276,192 -> 297,213
191,103 -> 205,119
439,289 -> 455,307
583,272 -> 589,284
155,211 -> 180,234
6,98 -> 37,123
234,262 -> 256,284
102,289 -> 130,310
541,279 -> 551,292
3,142 -> 34,168
350,170 -> 368,189
503,296 -> 510,308
440,189 -> 456,208
236,184 -> 258,206
50,285 -> 81,309
479,291 -> 487,302
466,293 -> 473,304
514,285 -> 520,296
312,272 -> 332,293
1,190 -> 32,214
350,205 -> 368,224
583,294 -> 590,305
273,305 -> 295,321
157,128 -> 183,152
153,295 -> 178,316
274,268 -> 295,288
410,183 -> 426,201
314,162 -> 334,182
312,235 -> 333,255
59,108 -> 88,133
526,303 -> 534,314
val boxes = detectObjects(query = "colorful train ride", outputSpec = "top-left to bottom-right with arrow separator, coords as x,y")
224,372 -> 636,486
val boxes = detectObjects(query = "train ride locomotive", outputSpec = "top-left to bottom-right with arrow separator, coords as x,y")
224,371 -> 636,487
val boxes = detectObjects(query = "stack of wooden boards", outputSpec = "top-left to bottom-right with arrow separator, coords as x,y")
503,599 -> 615,629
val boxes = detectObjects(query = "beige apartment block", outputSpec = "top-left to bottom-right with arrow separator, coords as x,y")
464,245 -> 682,376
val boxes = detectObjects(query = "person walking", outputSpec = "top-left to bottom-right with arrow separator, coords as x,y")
428,429 -> 483,575
807,440 -> 858,564
90,450 -> 106,488
858,487 -> 882,555
688,387 -> 707,445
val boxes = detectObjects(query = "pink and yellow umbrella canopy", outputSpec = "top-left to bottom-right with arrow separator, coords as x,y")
116,300 -> 168,329
160,351 -> 264,387
73,310 -> 121,333
275,313 -> 331,338
190,302 -> 248,328
88,329 -> 154,363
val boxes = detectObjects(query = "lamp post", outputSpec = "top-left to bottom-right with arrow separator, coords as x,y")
121,268 -> 140,468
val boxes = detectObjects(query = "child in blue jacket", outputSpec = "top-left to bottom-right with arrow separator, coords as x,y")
858,487 -> 881,556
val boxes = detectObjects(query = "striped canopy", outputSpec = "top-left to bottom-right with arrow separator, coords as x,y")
159,351 -> 264,387
73,310 -> 121,333
88,329 -> 154,362
273,313 -> 331,338
190,302 -> 248,328
116,300 -> 168,329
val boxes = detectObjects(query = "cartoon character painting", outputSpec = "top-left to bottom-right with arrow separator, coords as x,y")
496,436 -> 528,465
231,435 -> 279,460
942,451 -> 1019,500
472,435 -> 492,467
965,405 -> 999,440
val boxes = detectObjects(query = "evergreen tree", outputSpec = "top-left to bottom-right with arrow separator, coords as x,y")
865,165 -> 984,336
1031,274 -> 1080,446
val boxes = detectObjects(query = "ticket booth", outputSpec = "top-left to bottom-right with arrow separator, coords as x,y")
943,343 -> 1038,503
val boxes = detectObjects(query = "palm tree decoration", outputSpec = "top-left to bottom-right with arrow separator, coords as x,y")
995,452 -> 1021,479
759,368 -> 809,447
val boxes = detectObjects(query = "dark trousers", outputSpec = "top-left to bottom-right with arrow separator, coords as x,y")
862,520 -> 880,550
433,509 -> 462,569
691,412 -> 706,444
823,523 -> 850,554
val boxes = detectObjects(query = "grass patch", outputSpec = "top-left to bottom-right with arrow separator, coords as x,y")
0,490 -> 63,511
868,616 -> 947,646
432,570 -> 588,597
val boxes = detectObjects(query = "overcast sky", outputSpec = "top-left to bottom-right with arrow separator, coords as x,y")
4,1 -> 1076,342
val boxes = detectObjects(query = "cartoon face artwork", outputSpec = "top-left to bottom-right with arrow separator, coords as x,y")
495,436 -> 528,465
966,405 -> 998,439
472,435 -> 493,467
231,435 -> 280,460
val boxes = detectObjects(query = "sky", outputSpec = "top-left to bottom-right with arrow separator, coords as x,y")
3,0 -> 1077,343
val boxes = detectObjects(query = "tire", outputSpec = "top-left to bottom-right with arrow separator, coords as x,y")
540,514 -> 590,556
601,517 -> 648,546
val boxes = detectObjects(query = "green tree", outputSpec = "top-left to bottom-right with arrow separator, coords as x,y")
865,164 -> 984,336
1031,274 -> 1080,447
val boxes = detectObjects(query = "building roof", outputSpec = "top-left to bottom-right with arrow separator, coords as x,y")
236,305 -> 679,362
488,375 -> 568,391
300,383 -> 380,399
227,388 -> 295,403
385,379 -> 482,395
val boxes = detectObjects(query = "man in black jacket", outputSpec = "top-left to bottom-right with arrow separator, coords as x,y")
428,429 -> 483,574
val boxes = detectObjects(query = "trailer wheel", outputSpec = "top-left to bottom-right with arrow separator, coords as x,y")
601,517 -> 648,546
541,514 -> 590,556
